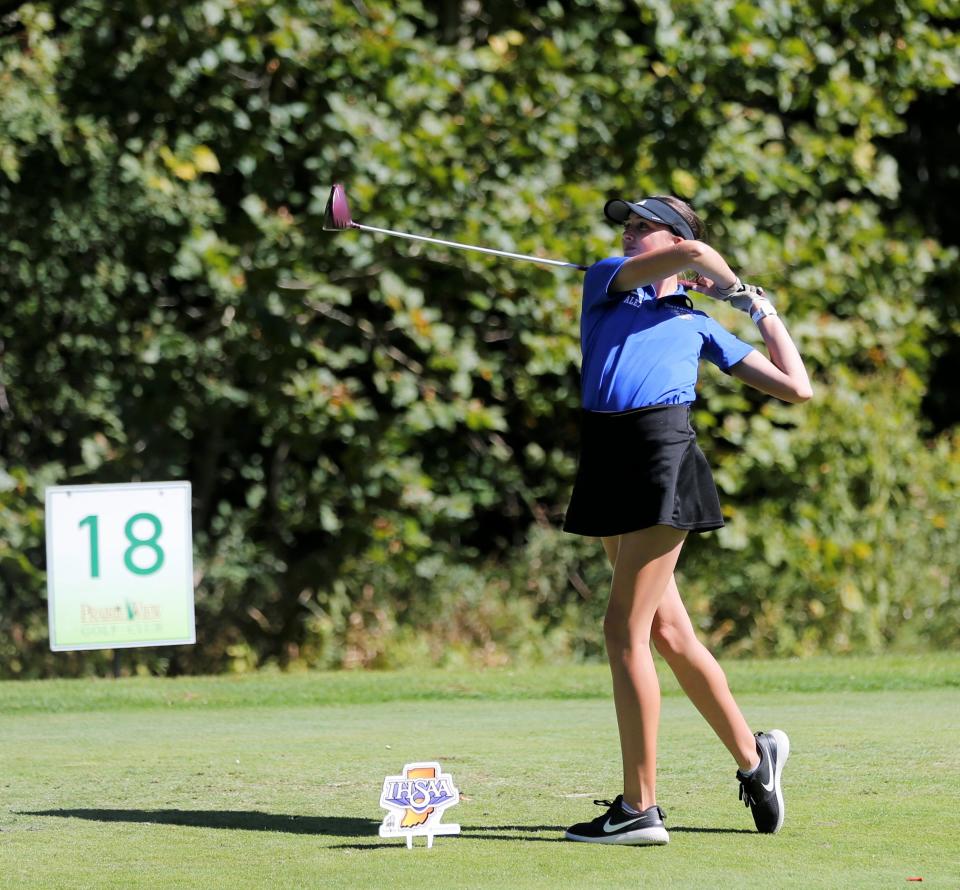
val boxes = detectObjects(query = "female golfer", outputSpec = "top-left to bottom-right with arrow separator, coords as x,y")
562,195 -> 812,845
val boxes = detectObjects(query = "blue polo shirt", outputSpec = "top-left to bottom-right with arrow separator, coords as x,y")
580,256 -> 754,411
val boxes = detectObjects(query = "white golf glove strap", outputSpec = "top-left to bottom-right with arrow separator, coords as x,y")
750,297 -> 778,325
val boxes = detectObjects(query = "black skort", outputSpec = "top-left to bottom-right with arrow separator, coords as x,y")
563,403 -> 724,538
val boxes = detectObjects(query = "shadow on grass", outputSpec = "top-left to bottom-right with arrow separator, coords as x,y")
328,825 -> 569,849
22,810 -> 755,843
670,826 -> 755,835
21,809 -> 378,837
466,824 -> 753,836
22,810 -> 564,846
328,824 -> 756,848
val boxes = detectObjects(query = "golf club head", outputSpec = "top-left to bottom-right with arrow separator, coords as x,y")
323,183 -> 355,231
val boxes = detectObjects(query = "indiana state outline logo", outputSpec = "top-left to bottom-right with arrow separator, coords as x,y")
379,761 -> 461,848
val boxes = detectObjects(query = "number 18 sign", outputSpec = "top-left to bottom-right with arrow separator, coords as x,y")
45,481 -> 195,651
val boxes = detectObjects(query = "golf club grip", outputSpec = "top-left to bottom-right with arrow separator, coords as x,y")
354,223 -> 588,271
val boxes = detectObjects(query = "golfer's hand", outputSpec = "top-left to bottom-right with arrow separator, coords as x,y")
681,274 -> 724,298
726,282 -> 766,314
684,275 -> 766,314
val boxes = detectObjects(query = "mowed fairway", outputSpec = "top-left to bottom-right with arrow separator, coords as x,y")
2,655 -> 959,889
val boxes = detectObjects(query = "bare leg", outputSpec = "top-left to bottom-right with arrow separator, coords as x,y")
652,575 -> 759,771
603,525 -> 687,811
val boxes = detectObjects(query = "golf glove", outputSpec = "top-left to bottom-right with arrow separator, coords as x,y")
713,278 -> 777,322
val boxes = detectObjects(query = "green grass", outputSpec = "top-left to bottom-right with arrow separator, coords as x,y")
2,654 -> 959,889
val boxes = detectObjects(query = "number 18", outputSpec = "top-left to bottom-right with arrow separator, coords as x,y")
78,513 -> 165,578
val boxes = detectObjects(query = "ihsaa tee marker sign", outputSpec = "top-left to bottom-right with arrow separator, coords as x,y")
45,482 -> 195,651
379,761 -> 461,849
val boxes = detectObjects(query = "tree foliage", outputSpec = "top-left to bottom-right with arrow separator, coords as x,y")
1,0 -> 958,676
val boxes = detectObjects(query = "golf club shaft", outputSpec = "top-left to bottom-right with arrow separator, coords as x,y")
352,223 -> 587,271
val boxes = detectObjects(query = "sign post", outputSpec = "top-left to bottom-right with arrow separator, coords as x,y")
45,481 -> 195,651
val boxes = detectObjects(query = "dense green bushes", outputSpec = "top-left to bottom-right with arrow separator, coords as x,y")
1,0 -> 958,677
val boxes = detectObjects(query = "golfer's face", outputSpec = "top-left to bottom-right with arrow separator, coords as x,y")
621,212 -> 676,256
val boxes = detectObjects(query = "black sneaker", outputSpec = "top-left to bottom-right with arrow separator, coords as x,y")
564,796 -> 669,845
736,729 -> 790,833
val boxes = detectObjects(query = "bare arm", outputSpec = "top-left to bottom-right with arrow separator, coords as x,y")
612,240 -> 738,292
730,314 -> 813,404
684,272 -> 813,404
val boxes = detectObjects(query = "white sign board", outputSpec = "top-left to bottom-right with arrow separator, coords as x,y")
379,761 -> 461,849
45,481 -> 195,651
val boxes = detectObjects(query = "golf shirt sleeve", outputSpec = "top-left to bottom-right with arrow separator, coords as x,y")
583,256 -> 630,308
697,313 -> 755,372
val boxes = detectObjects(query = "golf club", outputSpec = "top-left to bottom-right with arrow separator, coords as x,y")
323,184 -> 588,271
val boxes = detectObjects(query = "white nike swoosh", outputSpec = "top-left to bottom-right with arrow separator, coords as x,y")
761,770 -> 776,793
603,816 -> 640,833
